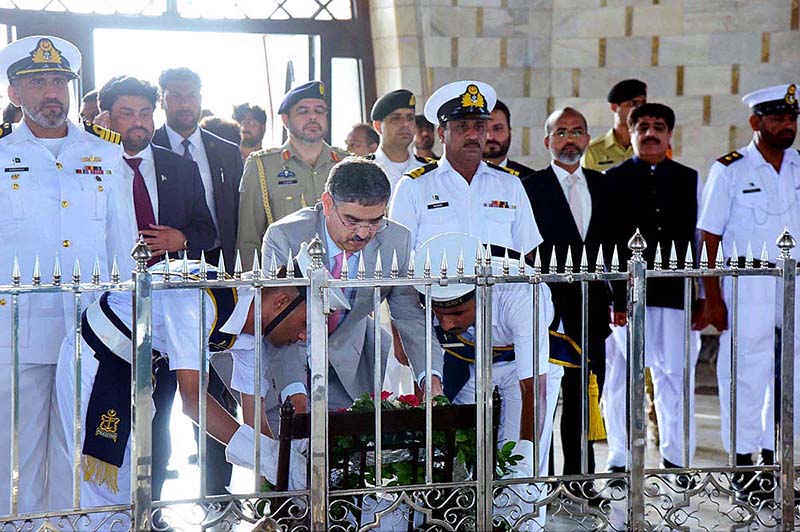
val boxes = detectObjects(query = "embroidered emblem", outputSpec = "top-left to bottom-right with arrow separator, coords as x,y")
82,156 -> 102,163
30,38 -> 63,65
460,84 -> 485,110
786,84 -> 797,106
95,409 -> 120,442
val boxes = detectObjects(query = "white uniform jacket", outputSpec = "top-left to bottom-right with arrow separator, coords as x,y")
389,156 -> 542,254
0,120 -> 137,365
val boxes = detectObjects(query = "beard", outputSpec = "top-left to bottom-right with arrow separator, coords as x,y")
240,132 -> 259,147
23,98 -> 68,129
762,128 -> 797,150
483,138 -> 510,159
289,120 -> 326,144
552,144 -> 583,165
170,109 -> 199,131
416,135 -> 434,150
123,127 -> 153,154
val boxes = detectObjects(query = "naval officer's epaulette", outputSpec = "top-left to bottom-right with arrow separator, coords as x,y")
0,122 -> 11,140
363,153 -> 376,161
486,161 -> 520,177
414,154 -> 436,164
406,160 -> 438,179
82,119 -> 121,144
716,150 -> 743,166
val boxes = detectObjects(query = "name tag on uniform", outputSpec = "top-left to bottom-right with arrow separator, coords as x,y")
278,179 -> 298,185
4,166 -> 28,172
484,200 -> 514,209
742,188 -> 761,194
598,160 -> 614,165
427,201 -> 449,209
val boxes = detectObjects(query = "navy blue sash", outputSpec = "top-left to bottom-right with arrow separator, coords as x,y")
82,278 -> 238,492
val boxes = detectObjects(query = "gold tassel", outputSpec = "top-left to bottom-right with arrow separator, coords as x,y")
82,455 -> 119,494
588,372 -> 606,441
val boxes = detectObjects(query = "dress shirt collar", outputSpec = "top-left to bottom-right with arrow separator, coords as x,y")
9,118 -> 81,149
322,219 -> 360,268
746,139 -> 800,170
498,157 -> 509,167
123,144 -> 154,162
439,153 -> 490,181
374,144 -> 414,165
550,161 -> 586,184
165,123 -> 203,154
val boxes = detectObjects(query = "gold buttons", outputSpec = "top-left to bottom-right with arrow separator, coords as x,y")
56,162 -> 63,170
11,174 -> 18,180
0,299 -> 5,306
62,240 -> 71,248
97,185 -> 104,192
61,200 -> 69,208
11,183 -> 18,190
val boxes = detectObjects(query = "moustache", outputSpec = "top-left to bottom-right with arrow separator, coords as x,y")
40,99 -> 64,109
126,126 -> 151,136
462,141 -> 481,148
348,234 -> 369,244
642,137 -> 661,144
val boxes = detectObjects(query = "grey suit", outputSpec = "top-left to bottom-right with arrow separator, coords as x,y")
261,203 -> 442,410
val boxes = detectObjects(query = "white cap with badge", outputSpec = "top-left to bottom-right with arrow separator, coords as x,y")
741,83 -> 798,115
0,35 -> 81,85
423,80 -> 497,126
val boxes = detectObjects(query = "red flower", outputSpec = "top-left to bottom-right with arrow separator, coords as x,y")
336,407 -> 348,413
381,391 -> 393,401
397,394 -> 420,407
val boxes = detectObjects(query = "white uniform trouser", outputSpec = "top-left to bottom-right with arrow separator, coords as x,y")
603,326 -> 627,469
453,361 -> 521,444
0,363 -> 56,515
603,308 -> 699,467
50,335 -> 133,530
717,275 -> 800,454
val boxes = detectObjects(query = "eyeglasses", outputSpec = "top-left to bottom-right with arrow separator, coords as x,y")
332,201 -> 389,233
551,129 -> 586,139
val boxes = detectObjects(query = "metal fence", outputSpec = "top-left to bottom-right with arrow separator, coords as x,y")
0,228 -> 797,531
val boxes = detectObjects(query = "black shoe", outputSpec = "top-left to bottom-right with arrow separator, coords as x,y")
663,459 -> 697,490
187,453 -> 198,465
565,481 -> 607,507
606,465 -> 626,490
164,467 -> 179,480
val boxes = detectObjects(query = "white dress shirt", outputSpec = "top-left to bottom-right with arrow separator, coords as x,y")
123,145 -> 159,222
551,161 -> 592,239
165,125 -> 219,243
371,145 -> 421,197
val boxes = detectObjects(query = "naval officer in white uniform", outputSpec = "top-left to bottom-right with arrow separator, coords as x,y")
0,35 -> 136,514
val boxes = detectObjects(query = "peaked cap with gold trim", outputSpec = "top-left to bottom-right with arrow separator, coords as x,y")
424,80 -> 496,126
742,83 -> 798,116
371,89 -> 416,121
0,35 -> 81,85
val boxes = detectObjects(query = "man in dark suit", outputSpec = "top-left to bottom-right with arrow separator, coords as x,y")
605,103 -> 700,485
524,107 -> 616,488
99,75 -> 217,505
152,67 -> 243,271
151,67 -> 243,500
483,99 -> 536,179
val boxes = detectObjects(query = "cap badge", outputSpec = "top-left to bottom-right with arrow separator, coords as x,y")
409,94 -> 416,106
785,84 -> 797,106
30,38 -> 63,65
461,84 -> 485,109
319,84 -> 325,96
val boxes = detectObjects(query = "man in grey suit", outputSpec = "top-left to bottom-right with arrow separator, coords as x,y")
251,157 -> 443,413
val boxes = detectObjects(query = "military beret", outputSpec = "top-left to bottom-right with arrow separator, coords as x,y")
370,89 -> 416,121
423,80 -> 497,126
607,79 -> 647,104
742,83 -> 798,116
0,35 -> 81,85
278,80 -> 326,115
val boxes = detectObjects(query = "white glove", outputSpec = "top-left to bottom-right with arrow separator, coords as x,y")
225,424 -> 307,490
507,439 -> 534,479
